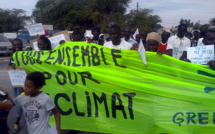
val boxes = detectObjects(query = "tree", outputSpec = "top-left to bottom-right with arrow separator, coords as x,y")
0,8 -> 29,32
180,19 -> 193,27
125,9 -> 162,32
200,24 -> 209,33
193,22 -> 201,30
209,18 -> 215,25
179,18 -> 194,27
32,0 -> 131,32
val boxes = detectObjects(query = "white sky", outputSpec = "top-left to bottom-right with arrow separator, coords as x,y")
0,0 -> 214,28
128,0 -> 215,28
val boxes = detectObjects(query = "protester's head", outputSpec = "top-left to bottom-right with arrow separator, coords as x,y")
106,37 -> 111,42
161,31 -> 170,43
120,31 -> 125,38
177,24 -> 187,38
203,29 -> 215,45
140,30 -> 148,43
199,31 -> 204,39
146,32 -> 160,52
38,36 -> 51,50
59,40 -> 66,45
91,26 -> 101,38
100,34 -> 104,40
12,38 -> 23,53
124,28 -> 131,38
185,32 -> 192,39
109,24 -> 121,45
135,34 -> 140,43
193,31 -> 199,38
24,71 -> 45,96
72,30 -> 82,41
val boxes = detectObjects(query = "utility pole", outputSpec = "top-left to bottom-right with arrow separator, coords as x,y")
137,2 -> 139,12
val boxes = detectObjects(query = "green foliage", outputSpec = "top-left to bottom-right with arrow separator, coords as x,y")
179,19 -> 194,27
193,22 -> 201,30
32,0 -> 131,32
0,8 -> 29,32
209,18 -> 215,25
200,24 -> 209,33
32,0 -> 164,33
125,9 -> 162,32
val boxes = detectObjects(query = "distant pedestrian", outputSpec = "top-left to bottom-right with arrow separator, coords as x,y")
88,27 -> 104,45
167,24 -> 191,60
135,34 -> 141,44
158,31 -> 170,54
121,28 -> 137,46
140,30 -> 148,48
191,31 -> 199,47
104,24 -> 132,49
146,32 -> 161,52
72,30 -> 83,41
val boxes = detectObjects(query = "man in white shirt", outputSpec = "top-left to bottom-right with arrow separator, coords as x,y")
104,24 -> 132,49
167,24 -> 191,60
121,28 -> 137,46
203,29 -> 215,66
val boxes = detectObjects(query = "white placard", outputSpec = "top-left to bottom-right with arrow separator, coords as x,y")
187,45 -> 214,64
133,28 -> 139,40
33,34 -> 66,50
43,25 -> 53,30
8,68 -> 27,87
33,42 -> 40,51
49,34 -> 66,49
138,40 -> 147,65
85,30 -> 93,38
27,23 -> 45,36
3,32 -> 17,38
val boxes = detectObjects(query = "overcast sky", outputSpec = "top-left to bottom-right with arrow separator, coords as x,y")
0,0 -> 214,28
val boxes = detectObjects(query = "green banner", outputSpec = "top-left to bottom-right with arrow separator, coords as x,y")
14,42 -> 215,134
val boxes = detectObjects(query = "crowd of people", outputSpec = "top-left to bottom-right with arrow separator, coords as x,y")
0,23 -> 215,134
71,24 -> 215,64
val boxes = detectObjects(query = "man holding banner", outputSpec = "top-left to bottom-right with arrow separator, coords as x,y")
167,24 -> 191,60
104,24 -> 132,49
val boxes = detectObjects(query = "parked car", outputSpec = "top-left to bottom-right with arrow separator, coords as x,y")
17,29 -> 37,41
17,29 -> 61,41
0,34 -> 12,55
19,38 -> 31,50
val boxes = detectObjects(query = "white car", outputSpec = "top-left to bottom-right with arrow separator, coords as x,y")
0,34 -> 12,55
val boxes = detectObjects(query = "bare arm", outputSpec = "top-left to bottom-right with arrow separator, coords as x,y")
0,87 -> 13,110
52,107 -> 61,134
207,60 -> 215,67
0,101 -> 13,110
167,49 -> 173,56
179,51 -> 187,60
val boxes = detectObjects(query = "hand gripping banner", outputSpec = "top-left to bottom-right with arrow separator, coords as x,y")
13,42 -> 215,134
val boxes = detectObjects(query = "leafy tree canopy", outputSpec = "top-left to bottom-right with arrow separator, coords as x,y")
32,0 -> 131,32
125,9 -> 162,32
209,18 -> 215,25
0,8 -> 29,32
179,18 -> 194,27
